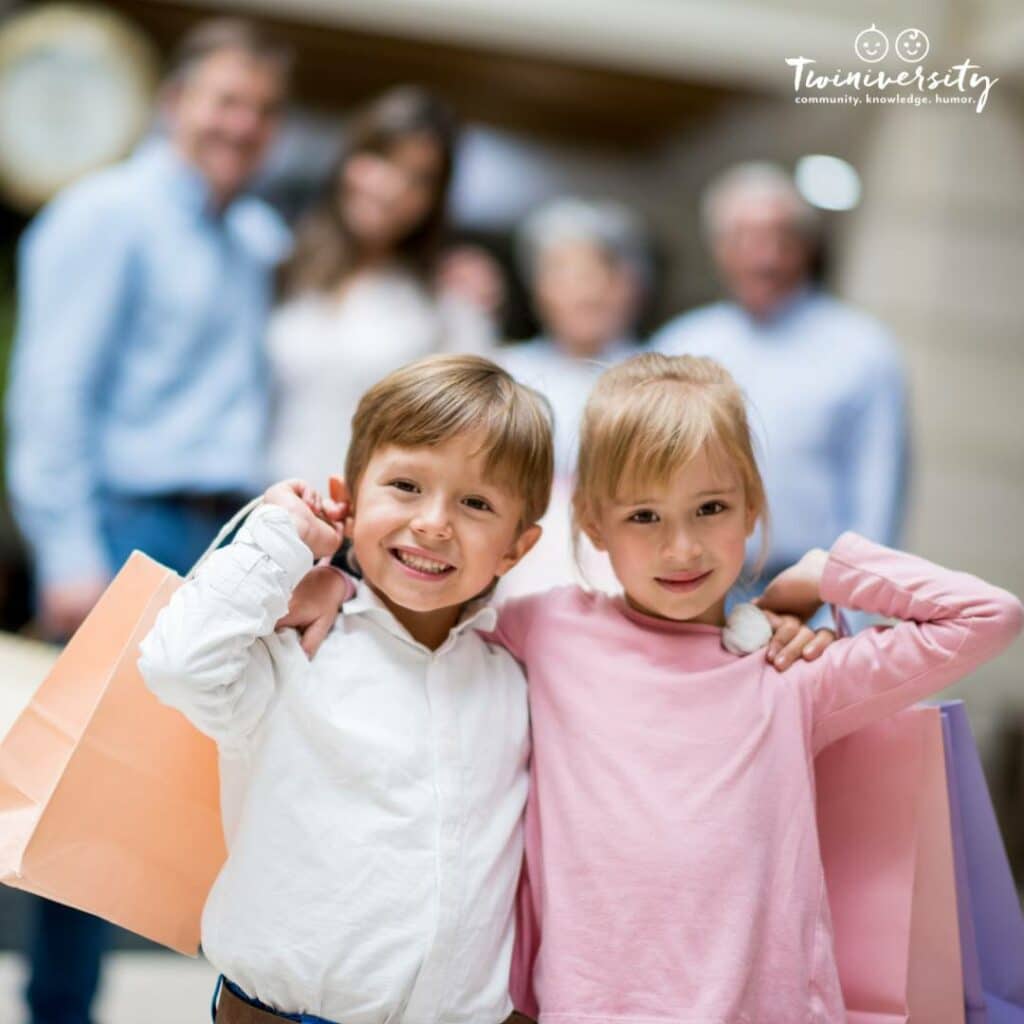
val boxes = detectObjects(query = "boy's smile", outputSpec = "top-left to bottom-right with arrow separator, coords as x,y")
349,433 -> 540,648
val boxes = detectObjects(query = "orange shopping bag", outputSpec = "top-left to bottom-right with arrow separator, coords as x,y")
816,705 -> 965,1024
0,501 -> 258,954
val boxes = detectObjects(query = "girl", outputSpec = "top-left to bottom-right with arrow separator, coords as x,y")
267,86 -> 494,491
494,352 -> 1021,1022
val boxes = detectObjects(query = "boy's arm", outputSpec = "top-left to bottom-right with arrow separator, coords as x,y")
138,505 -> 315,748
783,533 -> 1023,754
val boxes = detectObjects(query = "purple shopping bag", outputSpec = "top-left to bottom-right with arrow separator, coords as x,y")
941,700 -> 1024,1024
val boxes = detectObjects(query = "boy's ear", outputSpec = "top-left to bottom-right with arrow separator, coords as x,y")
328,475 -> 350,506
330,475 -> 355,534
495,524 -> 543,577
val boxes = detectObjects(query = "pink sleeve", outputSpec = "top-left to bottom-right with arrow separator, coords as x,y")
486,593 -> 543,663
508,857 -> 540,1017
801,532 -> 1023,754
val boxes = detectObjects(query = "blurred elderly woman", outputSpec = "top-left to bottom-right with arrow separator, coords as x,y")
498,197 -> 650,595
500,197 -> 649,478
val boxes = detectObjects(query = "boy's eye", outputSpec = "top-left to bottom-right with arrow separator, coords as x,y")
463,496 -> 494,513
389,479 -> 419,493
628,509 -> 659,524
696,500 -> 727,517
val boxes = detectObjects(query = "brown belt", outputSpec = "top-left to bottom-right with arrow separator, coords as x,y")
214,981 -> 535,1024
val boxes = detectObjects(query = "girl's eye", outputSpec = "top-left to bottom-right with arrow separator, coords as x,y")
389,479 -> 419,493
463,496 -> 493,513
696,501 -> 727,517
628,509 -> 659,524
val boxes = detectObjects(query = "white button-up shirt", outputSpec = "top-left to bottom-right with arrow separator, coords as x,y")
138,505 -> 530,1024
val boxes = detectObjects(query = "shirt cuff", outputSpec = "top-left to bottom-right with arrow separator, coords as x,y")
34,525 -> 113,589
236,504 -> 315,589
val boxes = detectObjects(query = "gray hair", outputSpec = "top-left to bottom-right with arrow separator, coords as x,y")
701,162 -> 820,243
517,197 -> 652,288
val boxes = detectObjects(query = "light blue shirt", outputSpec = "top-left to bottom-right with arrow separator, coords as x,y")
6,139 -> 289,586
651,289 -> 909,573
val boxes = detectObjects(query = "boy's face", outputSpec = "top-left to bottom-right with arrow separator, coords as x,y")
583,448 -> 754,627
349,433 -> 541,646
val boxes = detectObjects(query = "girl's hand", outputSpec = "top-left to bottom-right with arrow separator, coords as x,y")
755,548 -> 834,669
263,478 -> 348,560
277,563 -> 351,658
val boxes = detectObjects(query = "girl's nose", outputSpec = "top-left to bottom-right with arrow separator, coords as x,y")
664,528 -> 702,562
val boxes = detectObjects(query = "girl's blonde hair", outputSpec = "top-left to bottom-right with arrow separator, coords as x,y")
573,352 -> 769,571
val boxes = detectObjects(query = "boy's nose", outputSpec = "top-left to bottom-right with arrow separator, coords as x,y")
411,504 -> 453,540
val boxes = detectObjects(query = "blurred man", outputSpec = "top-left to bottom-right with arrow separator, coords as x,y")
652,162 -> 909,597
5,19 -> 290,1023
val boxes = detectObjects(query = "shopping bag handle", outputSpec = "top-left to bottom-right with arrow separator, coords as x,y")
186,496 -> 265,581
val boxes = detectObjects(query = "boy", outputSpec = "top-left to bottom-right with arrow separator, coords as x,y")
138,354 -> 552,1023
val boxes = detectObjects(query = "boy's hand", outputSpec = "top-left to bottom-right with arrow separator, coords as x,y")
263,478 -> 347,560
277,564 -> 350,657
755,549 -> 835,670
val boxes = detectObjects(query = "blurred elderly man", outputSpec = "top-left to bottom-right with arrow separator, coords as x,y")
498,197 -> 648,595
5,19 -> 290,1024
652,162 -> 909,594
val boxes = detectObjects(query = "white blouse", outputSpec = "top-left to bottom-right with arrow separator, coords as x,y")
266,270 -> 494,490
138,505 -> 529,1023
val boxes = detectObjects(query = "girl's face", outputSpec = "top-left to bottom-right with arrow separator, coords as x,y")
340,134 -> 444,252
583,448 -> 755,626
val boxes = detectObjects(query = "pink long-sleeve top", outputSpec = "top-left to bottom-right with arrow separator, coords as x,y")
494,532 -> 1022,1024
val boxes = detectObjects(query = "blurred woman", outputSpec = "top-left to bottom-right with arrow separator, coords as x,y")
267,86 -> 494,489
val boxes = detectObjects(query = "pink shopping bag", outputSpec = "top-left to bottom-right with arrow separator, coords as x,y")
816,706 -> 965,1024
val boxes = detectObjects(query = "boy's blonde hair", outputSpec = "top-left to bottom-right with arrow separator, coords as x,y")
573,352 -> 769,565
346,354 -> 553,527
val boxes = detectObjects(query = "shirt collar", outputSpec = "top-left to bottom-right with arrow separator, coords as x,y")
738,284 -> 817,330
341,576 -> 498,654
135,136 -> 226,220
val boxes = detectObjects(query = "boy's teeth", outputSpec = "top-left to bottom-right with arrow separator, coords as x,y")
396,550 -> 450,574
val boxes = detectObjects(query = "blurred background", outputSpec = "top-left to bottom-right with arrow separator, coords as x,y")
0,0 -> 1021,1019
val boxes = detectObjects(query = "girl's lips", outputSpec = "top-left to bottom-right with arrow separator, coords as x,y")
655,569 -> 712,593
389,547 -> 456,582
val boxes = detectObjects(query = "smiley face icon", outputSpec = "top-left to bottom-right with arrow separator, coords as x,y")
894,28 -> 929,63
854,24 -> 889,62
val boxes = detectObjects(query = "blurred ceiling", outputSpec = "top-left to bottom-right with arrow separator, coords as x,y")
123,0 -> 1024,87
100,0 -> 752,147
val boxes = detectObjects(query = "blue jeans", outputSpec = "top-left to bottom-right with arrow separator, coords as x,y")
26,492 -> 250,1024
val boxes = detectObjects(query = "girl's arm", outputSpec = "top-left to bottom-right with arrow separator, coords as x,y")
780,532 -> 1023,754
138,503 -> 319,748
